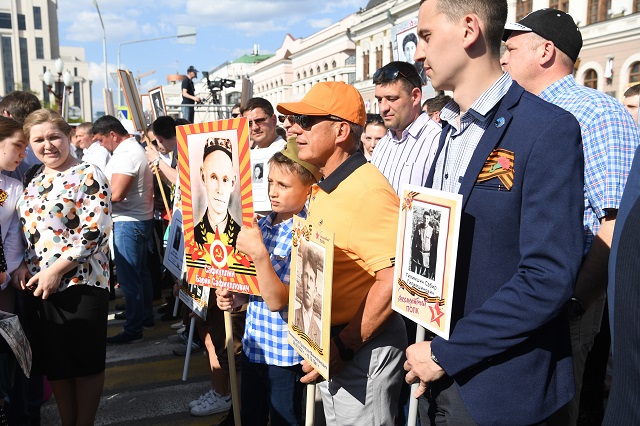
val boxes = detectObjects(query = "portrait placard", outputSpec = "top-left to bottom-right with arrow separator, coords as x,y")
249,148 -> 272,213
288,216 -> 333,380
164,209 -> 185,280
178,118 -> 259,295
392,184 -> 462,339
391,18 -> 435,97
117,69 -> 146,132
103,88 -> 115,116
148,86 -> 167,120
178,279 -> 210,321
140,94 -> 153,126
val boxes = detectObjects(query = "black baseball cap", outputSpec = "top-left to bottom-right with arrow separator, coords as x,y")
187,65 -> 198,73
503,9 -> 582,63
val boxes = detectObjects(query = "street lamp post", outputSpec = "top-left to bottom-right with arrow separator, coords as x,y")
92,0 -> 109,92
43,58 -> 75,113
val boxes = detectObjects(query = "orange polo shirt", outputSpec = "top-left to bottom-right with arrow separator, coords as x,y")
307,153 -> 399,325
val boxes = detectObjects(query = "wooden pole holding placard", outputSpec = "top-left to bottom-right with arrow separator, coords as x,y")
181,316 -> 197,381
407,325 -> 426,425
305,384 -> 316,426
224,311 -> 241,426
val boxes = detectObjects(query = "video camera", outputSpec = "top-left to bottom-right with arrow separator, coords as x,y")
202,71 -> 235,91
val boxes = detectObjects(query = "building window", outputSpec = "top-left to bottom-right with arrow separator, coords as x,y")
310,68 -> 314,76
363,51 -> 370,80
587,0 -> 611,24
2,36 -> 14,93
303,71 -> 307,78
73,82 -> 80,107
634,0 -> 640,13
35,37 -> 44,59
584,69 -> 598,89
33,6 -> 42,30
549,0 -> 570,11
0,13 -> 11,29
19,38 -> 29,90
630,62 -> 640,84
376,47 -> 383,70
324,63 -> 328,71
316,66 -> 320,74
332,60 -> 337,68
516,0 -> 533,21
18,14 -> 26,30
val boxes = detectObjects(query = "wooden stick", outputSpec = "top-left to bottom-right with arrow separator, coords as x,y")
305,383 -> 316,426
153,166 -> 172,221
408,325 -> 426,425
224,310 -> 241,426
181,316 -> 196,381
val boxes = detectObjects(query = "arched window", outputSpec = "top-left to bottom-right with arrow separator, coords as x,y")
324,63 -> 328,71
303,70 -> 307,78
630,61 -> 640,84
332,60 -> 337,68
310,68 -> 314,76
584,69 -> 598,89
317,66 -> 321,74
297,73 -> 300,80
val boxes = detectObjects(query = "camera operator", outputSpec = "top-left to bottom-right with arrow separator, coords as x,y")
182,65 -> 201,123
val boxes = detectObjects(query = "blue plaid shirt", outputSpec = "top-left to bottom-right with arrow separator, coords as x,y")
539,75 -> 640,254
242,208 -> 307,366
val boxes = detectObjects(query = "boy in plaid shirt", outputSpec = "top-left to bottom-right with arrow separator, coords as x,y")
216,138 -> 320,425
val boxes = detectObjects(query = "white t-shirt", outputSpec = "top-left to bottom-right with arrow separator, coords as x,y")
104,137 -> 154,222
83,141 -> 112,173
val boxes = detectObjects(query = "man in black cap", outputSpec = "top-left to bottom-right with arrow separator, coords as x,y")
182,65 -> 201,123
502,9 -> 640,425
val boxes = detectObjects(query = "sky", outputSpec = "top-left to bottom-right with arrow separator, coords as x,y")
57,0 -> 371,115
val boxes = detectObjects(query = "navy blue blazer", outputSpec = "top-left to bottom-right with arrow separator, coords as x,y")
428,82 -> 584,425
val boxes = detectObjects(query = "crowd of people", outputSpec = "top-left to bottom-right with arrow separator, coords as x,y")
0,0 -> 638,425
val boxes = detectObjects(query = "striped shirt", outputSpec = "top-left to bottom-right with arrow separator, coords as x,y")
433,73 -> 513,193
539,75 -> 640,253
371,111 -> 441,194
243,208 -> 307,366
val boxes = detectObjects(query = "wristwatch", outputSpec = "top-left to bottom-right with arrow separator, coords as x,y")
567,297 -> 585,317
333,335 -> 355,361
430,348 -> 441,367
152,157 -> 160,168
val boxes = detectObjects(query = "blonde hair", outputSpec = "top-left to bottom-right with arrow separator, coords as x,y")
23,109 -> 71,141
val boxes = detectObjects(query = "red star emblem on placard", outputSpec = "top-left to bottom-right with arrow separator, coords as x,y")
213,246 -> 225,263
429,303 -> 444,326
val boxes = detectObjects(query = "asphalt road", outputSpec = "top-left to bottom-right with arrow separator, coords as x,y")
40,297 -> 230,426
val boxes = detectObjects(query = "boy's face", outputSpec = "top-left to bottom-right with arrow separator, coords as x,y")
268,163 -> 310,219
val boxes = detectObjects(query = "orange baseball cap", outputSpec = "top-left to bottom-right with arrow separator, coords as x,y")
277,82 -> 366,127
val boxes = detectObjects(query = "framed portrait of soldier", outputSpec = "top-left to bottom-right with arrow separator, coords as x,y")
391,18 -> 435,98
140,94 -> 153,126
288,216 -> 334,380
148,86 -> 167,120
178,118 -> 260,295
250,148 -> 272,212
392,184 -> 462,339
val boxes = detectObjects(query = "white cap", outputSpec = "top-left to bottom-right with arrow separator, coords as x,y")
120,119 -> 141,136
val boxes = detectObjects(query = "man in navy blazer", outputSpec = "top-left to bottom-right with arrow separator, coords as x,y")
404,0 -> 584,424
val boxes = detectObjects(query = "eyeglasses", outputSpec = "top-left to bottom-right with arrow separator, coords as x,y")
231,113 -> 240,118
373,66 -> 421,89
366,114 -> 384,124
292,114 -> 344,130
248,116 -> 270,127
278,115 -> 294,123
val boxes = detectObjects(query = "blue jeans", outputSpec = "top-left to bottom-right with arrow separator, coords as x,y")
113,220 -> 154,335
240,352 -> 304,426
182,105 -> 194,123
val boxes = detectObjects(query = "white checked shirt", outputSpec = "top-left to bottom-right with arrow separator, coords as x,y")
433,73 -> 513,193
372,112 -> 441,194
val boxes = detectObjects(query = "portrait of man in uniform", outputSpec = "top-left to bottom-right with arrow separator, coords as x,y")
410,208 -> 440,280
294,242 -> 323,346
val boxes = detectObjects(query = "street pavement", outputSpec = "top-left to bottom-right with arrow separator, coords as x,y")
40,296 -> 231,426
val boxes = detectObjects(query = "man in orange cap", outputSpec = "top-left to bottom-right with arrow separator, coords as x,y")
277,82 -> 407,425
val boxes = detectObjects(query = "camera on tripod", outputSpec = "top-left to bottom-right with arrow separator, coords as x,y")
202,71 -> 235,91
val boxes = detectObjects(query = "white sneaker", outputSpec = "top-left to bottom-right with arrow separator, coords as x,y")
188,389 -> 213,409
190,391 -> 232,416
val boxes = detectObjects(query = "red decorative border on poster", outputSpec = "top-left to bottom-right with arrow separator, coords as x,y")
177,118 -> 260,295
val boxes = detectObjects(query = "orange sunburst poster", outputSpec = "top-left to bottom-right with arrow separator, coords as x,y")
177,118 -> 259,295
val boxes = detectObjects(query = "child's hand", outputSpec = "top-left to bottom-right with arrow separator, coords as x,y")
216,287 -> 246,311
236,215 -> 267,261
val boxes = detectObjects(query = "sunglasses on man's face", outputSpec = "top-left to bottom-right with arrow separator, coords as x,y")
292,114 -> 344,130
231,113 -> 240,118
248,116 -> 270,127
372,66 -> 421,89
278,115 -> 294,124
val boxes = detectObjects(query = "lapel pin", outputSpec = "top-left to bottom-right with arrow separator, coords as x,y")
495,117 -> 505,128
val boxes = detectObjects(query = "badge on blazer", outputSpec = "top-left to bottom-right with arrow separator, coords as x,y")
477,148 -> 515,190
